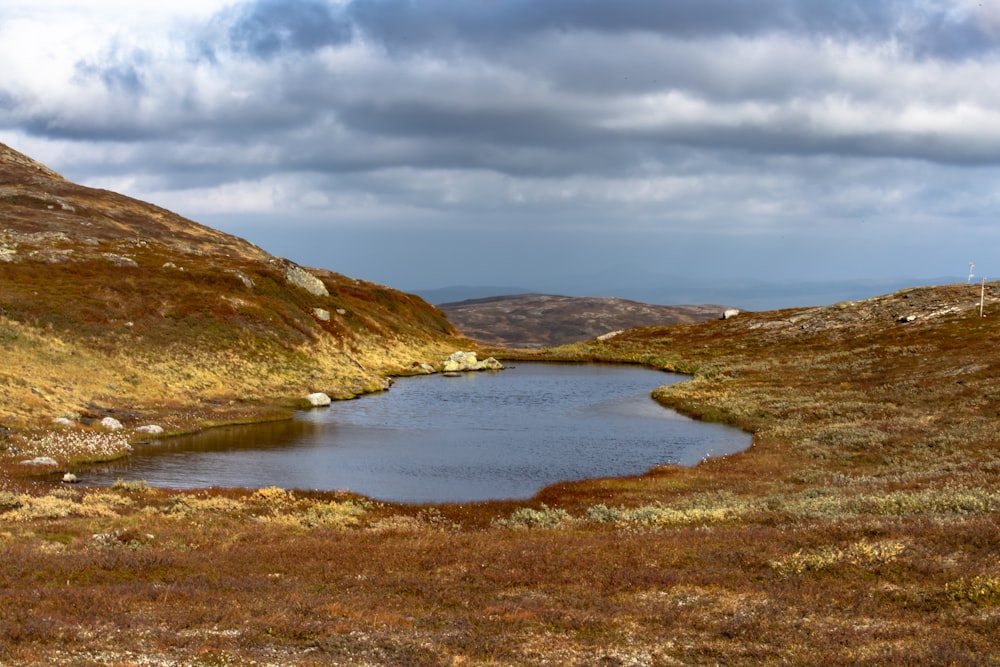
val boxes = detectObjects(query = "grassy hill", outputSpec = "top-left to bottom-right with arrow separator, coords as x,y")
0,142 -> 464,444
439,293 -> 727,348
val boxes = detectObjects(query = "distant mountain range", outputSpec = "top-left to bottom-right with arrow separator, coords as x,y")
417,275 -> 963,312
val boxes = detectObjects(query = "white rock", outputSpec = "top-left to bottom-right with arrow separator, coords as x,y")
136,425 -> 164,435
303,392 -> 332,407
62,473 -> 78,483
313,308 -> 330,321
722,309 -> 741,320
52,417 -> 75,427
99,417 -> 124,430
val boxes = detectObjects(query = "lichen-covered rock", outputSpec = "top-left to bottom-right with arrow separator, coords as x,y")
313,308 -> 330,321
282,261 -> 329,297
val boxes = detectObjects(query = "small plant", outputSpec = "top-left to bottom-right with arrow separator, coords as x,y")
493,504 -> 573,529
111,479 -> 149,494
946,575 -> 1000,604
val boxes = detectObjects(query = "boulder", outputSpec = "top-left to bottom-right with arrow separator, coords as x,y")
62,473 -> 78,484
136,425 -> 164,435
282,261 -> 329,297
99,416 -> 124,430
303,392 -> 332,407
52,417 -> 75,428
313,308 -> 330,321
722,309 -> 740,320
441,351 -> 504,372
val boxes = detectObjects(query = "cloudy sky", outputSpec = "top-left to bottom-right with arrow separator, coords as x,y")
3,0 -> 1000,307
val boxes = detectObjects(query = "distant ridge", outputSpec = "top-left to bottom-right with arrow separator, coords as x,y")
438,293 -> 727,349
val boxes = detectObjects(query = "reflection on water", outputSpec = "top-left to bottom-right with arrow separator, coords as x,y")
83,363 -> 751,503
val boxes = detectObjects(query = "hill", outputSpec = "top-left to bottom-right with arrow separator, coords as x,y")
0,142 -> 464,437
439,293 -> 727,348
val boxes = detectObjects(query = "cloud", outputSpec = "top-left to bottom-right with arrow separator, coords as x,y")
207,0 -> 353,60
4,0 -> 1000,294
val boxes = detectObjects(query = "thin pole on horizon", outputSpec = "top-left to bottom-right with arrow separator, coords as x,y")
981,277 -> 987,317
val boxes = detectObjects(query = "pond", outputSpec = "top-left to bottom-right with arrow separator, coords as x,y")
83,363 -> 751,503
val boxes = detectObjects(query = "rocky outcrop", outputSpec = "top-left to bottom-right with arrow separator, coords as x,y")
441,351 -> 504,372
280,260 -> 329,297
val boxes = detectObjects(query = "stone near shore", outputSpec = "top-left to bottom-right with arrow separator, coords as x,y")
303,392 -> 332,407
441,351 -> 504,372
136,425 -> 164,435
100,417 -> 124,430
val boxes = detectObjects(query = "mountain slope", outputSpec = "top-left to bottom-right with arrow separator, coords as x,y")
439,293 -> 727,348
0,142 -> 464,433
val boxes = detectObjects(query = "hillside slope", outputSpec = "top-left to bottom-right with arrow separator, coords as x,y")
440,293 -> 726,348
0,142 -> 464,435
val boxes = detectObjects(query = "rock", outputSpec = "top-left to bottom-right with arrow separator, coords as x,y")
303,392 -> 332,407
282,260 -> 329,297
479,357 -> 504,370
313,308 -> 330,321
62,473 -> 78,484
722,309 -> 740,320
596,330 -> 623,341
21,456 -> 58,466
413,362 -> 436,375
136,425 -> 164,435
99,416 -> 124,430
441,351 -> 504,372
103,253 -> 138,268
227,269 -> 255,289
52,417 -> 75,427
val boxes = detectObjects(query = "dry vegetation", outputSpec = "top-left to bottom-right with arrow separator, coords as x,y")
2,142 -> 1000,664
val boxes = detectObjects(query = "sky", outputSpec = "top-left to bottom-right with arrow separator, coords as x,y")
3,0 -> 1000,307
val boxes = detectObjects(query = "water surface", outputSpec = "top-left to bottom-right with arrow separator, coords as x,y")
85,363 -> 750,503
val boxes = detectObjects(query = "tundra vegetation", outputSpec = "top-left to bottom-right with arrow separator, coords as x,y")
2,143 -> 1000,664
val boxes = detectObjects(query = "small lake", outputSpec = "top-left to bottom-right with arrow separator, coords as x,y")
83,363 -> 750,503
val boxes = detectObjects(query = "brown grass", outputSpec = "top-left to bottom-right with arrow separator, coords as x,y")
1,284 -> 1000,664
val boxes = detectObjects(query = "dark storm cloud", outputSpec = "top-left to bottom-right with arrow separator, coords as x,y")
201,0 -> 353,60
346,0 -> 998,60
